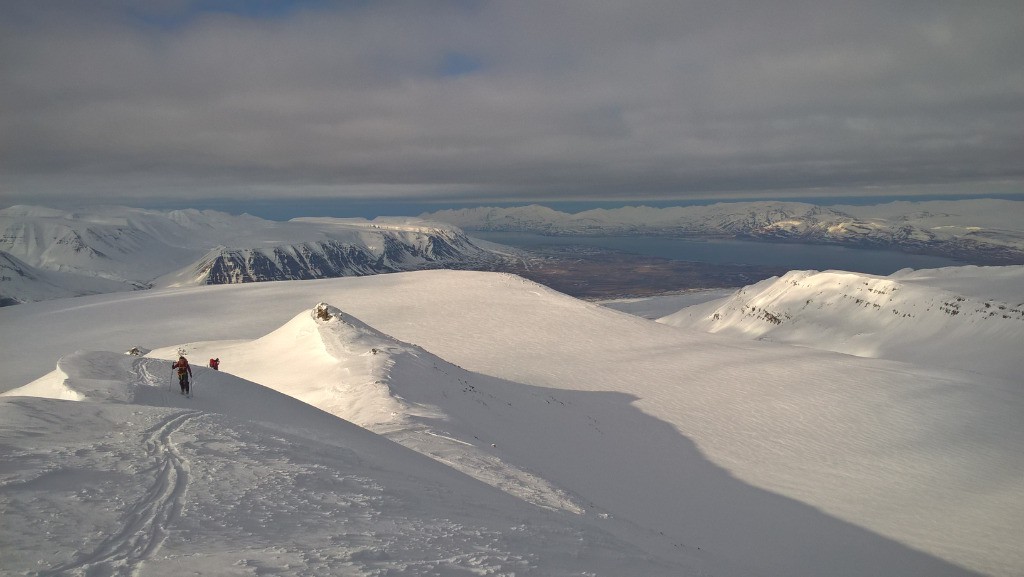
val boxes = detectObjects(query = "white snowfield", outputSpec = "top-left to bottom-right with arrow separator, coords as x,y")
2,268 -> 1022,576
661,265 -> 1024,381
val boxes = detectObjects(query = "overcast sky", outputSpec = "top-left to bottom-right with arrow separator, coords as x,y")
1,0 -> 1022,209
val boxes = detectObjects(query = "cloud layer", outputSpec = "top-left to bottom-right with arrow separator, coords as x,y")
2,0 -> 1022,205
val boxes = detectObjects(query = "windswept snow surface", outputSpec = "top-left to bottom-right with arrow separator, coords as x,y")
600,289 -> 737,319
2,352 -> 679,576
2,269 -> 1022,576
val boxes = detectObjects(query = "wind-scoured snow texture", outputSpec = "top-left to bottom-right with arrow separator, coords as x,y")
2,352 -> 680,576
0,206 -> 500,304
1,270 -> 1021,576
661,265 -> 1024,381
423,199 -> 1024,264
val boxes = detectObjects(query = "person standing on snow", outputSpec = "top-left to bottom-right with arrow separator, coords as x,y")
209,357 -> 220,370
173,356 -> 193,395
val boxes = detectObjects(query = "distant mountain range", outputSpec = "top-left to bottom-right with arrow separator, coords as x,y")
4,199 -> 1023,306
0,205 -> 506,305
422,199 -> 1024,265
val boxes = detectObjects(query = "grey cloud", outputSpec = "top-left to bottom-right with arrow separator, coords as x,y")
1,0 -> 1021,206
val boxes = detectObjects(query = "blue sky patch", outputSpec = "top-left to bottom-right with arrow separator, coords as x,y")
439,52 -> 483,77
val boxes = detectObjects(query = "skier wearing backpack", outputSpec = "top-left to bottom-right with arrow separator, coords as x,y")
173,356 -> 193,395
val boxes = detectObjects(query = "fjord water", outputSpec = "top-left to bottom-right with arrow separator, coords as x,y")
473,232 -> 962,275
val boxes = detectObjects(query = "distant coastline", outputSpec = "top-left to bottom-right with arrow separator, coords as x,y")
472,231 -> 962,276
105,193 -> 1024,221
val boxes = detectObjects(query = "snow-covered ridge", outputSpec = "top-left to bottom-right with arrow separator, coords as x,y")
161,226 -> 485,286
2,269 -> 1021,575
185,301 -> 587,514
0,205 -> 500,304
3,347 -> 657,576
660,265 -> 1024,380
422,199 -> 1024,264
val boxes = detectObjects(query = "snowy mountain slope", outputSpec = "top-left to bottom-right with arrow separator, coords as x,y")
1,270 -> 1020,575
154,219 -> 491,288
423,199 -> 1024,264
0,250 -> 145,305
151,302 -> 586,515
599,288 -> 737,319
171,301 -> 1013,577
0,205 -> 200,286
838,199 -> 1024,239
888,263 -> 1024,301
0,205 -> 504,302
2,351 -> 690,577
660,266 -> 1024,381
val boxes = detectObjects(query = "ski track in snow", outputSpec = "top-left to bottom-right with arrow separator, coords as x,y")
36,410 -> 198,577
